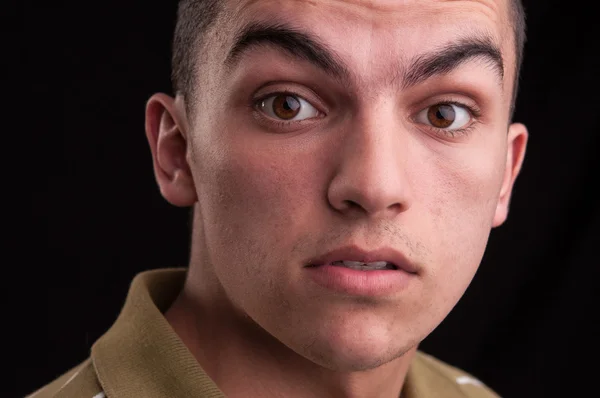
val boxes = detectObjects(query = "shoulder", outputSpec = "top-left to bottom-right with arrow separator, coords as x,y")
26,358 -> 105,398
410,351 -> 501,398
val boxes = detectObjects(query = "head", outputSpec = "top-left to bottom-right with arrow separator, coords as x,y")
146,0 -> 528,372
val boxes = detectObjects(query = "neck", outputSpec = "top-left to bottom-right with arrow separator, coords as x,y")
165,264 -> 416,398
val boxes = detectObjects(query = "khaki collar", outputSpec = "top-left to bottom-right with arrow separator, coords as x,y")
92,268 -> 224,398
91,268 -> 479,398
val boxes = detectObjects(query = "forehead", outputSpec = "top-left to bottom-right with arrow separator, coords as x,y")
226,0 -> 512,45
231,0 -> 509,23
218,0 -> 515,85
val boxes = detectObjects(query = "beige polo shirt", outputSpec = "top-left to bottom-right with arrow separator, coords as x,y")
28,269 -> 500,398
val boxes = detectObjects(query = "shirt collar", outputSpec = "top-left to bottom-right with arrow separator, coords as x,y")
92,268 -> 225,398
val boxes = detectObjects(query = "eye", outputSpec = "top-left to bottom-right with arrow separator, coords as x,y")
259,94 -> 320,121
416,103 -> 472,131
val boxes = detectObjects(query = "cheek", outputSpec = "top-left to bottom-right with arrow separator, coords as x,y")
213,147 -> 313,229
193,137 -> 332,327
194,135 -> 321,275
416,146 -> 506,294
429,154 -> 503,231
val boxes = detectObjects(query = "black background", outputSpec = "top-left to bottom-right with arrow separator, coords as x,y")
13,1 -> 599,397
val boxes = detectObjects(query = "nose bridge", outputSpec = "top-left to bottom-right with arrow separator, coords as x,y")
328,100 -> 412,216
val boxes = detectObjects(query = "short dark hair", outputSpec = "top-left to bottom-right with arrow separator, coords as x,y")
171,0 -> 526,119
508,0 -> 527,118
171,0 -> 222,104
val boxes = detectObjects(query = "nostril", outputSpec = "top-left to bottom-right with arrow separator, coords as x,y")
342,200 -> 363,211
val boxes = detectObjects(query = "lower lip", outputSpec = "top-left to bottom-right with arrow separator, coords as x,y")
305,264 -> 414,297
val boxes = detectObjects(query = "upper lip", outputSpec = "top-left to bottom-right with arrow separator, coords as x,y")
306,245 -> 418,274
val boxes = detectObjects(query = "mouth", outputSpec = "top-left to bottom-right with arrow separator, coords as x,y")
305,245 -> 418,274
304,245 -> 417,296
308,260 -> 398,271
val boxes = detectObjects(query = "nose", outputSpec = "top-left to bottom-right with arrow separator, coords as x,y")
327,109 -> 413,218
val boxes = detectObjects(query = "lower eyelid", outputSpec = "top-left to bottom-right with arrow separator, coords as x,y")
251,107 -> 323,132
427,120 -> 478,138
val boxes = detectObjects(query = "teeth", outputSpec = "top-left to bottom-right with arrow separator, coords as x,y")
331,260 -> 394,270
343,261 -> 368,267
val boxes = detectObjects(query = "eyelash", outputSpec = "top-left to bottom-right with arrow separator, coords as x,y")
252,92 -> 482,137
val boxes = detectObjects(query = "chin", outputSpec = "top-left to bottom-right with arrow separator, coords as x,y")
292,320 -> 417,372
301,338 -> 411,372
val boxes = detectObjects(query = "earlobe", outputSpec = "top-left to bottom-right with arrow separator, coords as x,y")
145,93 -> 198,207
492,123 -> 528,227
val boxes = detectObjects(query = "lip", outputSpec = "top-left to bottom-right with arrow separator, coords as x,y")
304,245 -> 418,297
305,245 -> 418,274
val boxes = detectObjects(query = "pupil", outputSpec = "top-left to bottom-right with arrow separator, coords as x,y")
284,97 -> 299,111
273,95 -> 301,119
436,105 -> 455,121
427,104 -> 455,128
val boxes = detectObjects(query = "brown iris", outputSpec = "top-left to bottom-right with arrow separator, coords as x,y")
427,104 -> 455,128
271,95 -> 301,120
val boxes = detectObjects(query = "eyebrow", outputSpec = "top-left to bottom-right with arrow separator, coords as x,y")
225,22 -> 349,79
225,22 -> 504,89
402,35 -> 504,89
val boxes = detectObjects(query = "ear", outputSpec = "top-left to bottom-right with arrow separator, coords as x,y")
492,122 -> 528,227
145,93 -> 197,207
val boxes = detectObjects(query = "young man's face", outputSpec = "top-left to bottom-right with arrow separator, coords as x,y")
151,0 -> 527,372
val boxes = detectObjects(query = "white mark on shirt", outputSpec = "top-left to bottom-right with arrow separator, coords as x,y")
456,376 -> 484,386
92,393 -> 106,398
60,369 -> 81,389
